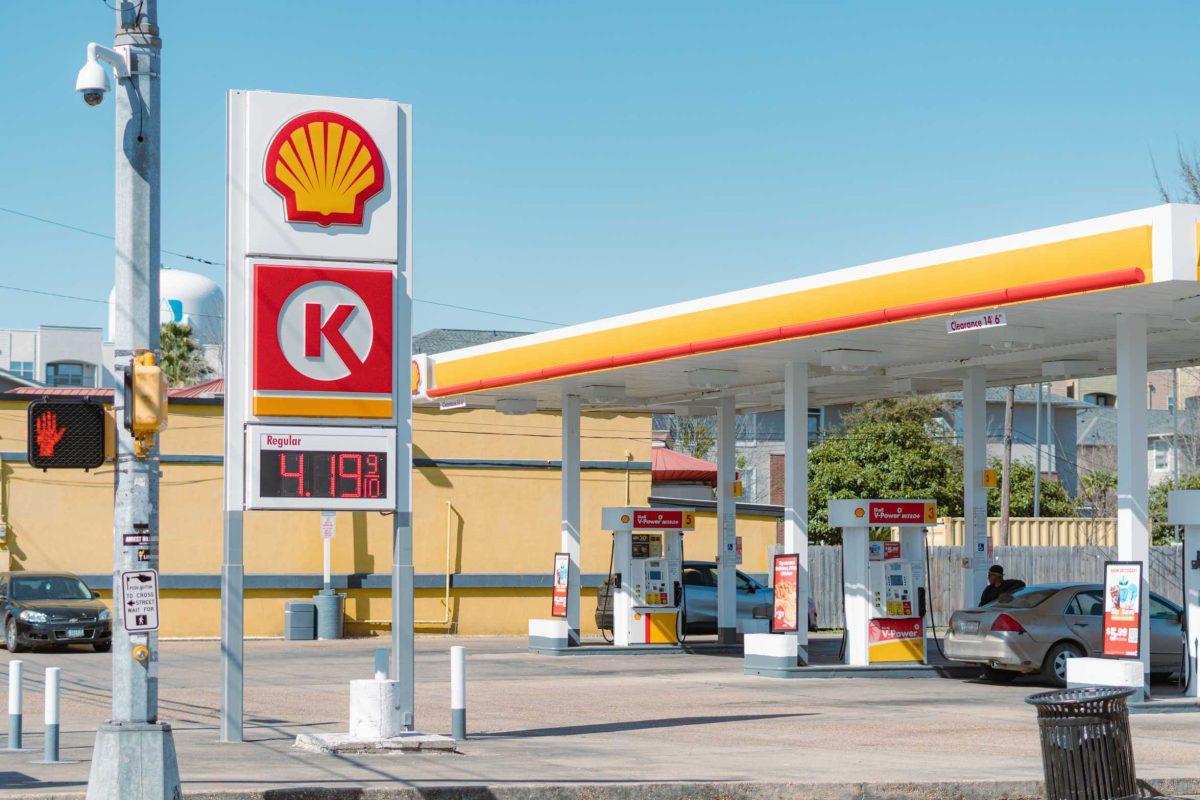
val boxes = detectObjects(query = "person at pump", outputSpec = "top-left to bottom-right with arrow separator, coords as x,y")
979,564 -> 1024,606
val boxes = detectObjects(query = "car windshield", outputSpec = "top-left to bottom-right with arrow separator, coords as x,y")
10,576 -> 92,601
992,587 -> 1058,609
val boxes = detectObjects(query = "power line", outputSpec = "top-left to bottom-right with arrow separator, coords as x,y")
0,206 -> 564,328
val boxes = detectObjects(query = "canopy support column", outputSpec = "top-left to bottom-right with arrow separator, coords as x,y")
561,392 -> 581,646
784,361 -> 810,659
962,367 -> 988,610
1117,313 -> 1151,699
717,394 -> 738,644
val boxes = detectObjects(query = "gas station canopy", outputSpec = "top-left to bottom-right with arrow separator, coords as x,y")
418,205 -> 1200,410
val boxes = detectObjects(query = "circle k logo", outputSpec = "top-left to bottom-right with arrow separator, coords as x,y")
253,264 -> 394,397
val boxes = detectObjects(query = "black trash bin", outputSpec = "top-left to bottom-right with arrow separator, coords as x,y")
1025,686 -> 1138,800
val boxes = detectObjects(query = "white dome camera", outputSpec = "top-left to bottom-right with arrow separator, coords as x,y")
75,43 -> 129,108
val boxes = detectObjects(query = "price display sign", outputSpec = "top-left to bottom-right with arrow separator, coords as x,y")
246,425 -> 395,511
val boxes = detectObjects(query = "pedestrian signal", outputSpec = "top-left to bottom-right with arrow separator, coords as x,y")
27,399 -> 106,470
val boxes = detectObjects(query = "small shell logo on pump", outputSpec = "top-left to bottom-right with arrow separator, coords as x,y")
265,111 -> 384,227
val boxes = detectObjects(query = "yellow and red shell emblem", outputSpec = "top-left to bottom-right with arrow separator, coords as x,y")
265,111 -> 384,227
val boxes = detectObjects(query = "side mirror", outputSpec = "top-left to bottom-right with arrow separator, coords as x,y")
92,590 -> 101,599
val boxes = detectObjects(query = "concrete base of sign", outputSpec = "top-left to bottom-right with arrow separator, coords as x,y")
745,661 -> 976,679
528,618 -> 575,651
294,731 -> 457,755
349,679 -> 408,739
85,721 -> 181,800
744,632 -> 809,670
1128,697 -> 1200,714
1066,657 -> 1145,690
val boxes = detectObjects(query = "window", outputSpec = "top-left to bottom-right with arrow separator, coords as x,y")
8,361 -> 33,380
1085,392 -> 1116,407
1153,439 -> 1170,471
683,567 -> 717,587
45,362 -> 94,388
10,576 -> 92,601
994,587 -> 1058,609
1067,590 -> 1104,617
1149,595 -> 1181,621
736,572 -> 757,592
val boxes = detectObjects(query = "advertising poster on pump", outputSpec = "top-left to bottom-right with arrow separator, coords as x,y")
1102,561 -> 1143,658
771,554 -> 800,633
551,552 -> 570,618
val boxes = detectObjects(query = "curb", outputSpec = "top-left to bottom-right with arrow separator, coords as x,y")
8,777 -> 1200,800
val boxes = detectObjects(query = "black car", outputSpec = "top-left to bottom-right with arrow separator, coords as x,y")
1,571 -> 111,653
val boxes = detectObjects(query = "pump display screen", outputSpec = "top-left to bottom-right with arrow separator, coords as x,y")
259,450 -> 387,499
649,570 -> 662,580
246,425 -> 396,511
888,574 -> 905,587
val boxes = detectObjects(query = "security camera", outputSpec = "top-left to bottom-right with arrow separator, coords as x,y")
75,43 -> 129,108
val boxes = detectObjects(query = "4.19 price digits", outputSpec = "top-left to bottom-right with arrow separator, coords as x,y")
261,449 -> 387,500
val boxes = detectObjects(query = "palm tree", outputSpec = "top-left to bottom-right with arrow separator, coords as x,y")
159,321 -> 212,388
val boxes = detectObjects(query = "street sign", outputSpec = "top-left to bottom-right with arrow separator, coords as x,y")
320,511 -> 336,539
246,425 -> 396,511
121,569 -> 160,633
26,399 -> 106,470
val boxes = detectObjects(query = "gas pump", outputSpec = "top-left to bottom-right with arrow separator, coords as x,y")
1167,491 -> 1200,700
828,499 -> 935,667
601,507 -> 693,647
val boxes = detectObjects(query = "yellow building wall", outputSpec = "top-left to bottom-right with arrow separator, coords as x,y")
2,401 -> 711,637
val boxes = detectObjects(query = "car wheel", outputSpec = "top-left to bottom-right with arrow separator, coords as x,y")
1042,642 -> 1083,687
93,641 -> 111,653
981,666 -> 1019,683
6,617 -> 26,653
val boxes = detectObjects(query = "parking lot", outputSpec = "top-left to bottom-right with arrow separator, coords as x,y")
2,634 -> 1200,798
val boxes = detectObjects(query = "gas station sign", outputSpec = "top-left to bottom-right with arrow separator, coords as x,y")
246,425 -> 395,511
1102,561 -> 1143,659
602,508 -> 696,531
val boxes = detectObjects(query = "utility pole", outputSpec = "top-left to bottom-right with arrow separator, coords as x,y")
85,2 -> 181,797
999,386 -> 1014,546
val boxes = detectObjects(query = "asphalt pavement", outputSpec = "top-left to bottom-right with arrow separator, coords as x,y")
1,634 -> 1198,798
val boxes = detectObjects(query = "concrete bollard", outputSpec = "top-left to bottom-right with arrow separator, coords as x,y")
450,646 -> 466,741
42,667 -> 60,763
7,659 -> 22,750
374,648 -> 388,681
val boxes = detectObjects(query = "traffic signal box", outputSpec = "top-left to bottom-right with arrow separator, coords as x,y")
27,399 -> 106,470
126,351 -> 168,457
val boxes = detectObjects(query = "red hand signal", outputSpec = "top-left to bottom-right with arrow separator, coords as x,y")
35,411 -> 66,458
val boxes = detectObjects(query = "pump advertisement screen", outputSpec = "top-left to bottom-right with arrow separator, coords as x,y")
1102,561 -> 1143,659
771,554 -> 800,633
632,509 -> 694,530
867,502 -> 937,525
551,553 -> 570,618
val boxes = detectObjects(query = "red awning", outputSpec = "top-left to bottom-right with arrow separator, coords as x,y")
652,447 -> 718,486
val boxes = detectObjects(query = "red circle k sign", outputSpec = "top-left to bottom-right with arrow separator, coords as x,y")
254,264 -> 394,397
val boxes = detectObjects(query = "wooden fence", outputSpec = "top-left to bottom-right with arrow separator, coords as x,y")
808,545 -> 1184,630
928,517 -> 1118,547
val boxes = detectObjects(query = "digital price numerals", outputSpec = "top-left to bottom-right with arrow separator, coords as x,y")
258,450 -> 387,499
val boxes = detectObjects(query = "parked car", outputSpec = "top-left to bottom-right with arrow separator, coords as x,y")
595,560 -> 817,635
945,582 -> 1184,686
1,572 -> 111,653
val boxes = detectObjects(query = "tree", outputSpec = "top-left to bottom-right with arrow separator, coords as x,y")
666,416 -> 715,461
1149,474 -> 1200,545
807,397 -> 963,543
159,321 -> 211,388
986,459 -> 1076,518
1078,469 -> 1117,518
1154,145 -> 1200,204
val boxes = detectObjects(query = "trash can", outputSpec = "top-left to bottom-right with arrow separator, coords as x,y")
284,601 -> 316,641
312,590 -> 345,640
1025,687 -> 1138,800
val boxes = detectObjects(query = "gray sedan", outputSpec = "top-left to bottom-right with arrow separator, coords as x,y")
945,582 -> 1185,686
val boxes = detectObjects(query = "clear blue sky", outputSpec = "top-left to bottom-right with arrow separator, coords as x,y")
1,1 -> 1196,336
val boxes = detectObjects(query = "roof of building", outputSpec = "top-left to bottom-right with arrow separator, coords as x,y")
651,447 -> 718,486
414,328 -> 530,356
1077,405 -> 1181,446
3,378 -> 225,401
169,377 -> 224,398
938,386 -> 1092,410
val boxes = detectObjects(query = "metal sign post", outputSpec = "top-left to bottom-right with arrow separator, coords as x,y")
223,91 -> 412,741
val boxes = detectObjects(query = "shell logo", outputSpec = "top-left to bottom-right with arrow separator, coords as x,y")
854,507 -> 865,518
411,359 -> 421,395
265,111 -> 384,228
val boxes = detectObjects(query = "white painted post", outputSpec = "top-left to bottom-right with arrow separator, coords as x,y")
962,367 -> 988,610
842,527 -> 870,666
1117,313 -> 1151,699
43,667 -> 60,763
450,646 -> 466,740
784,361 -> 810,661
1184,524 -> 1200,701
374,648 -> 389,681
716,394 -> 738,644
561,392 -> 582,646
6,659 -> 21,750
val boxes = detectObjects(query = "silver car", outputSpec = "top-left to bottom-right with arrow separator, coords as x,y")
945,582 -> 1185,686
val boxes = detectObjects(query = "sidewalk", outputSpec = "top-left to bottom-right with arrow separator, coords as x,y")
2,635 -> 1198,798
